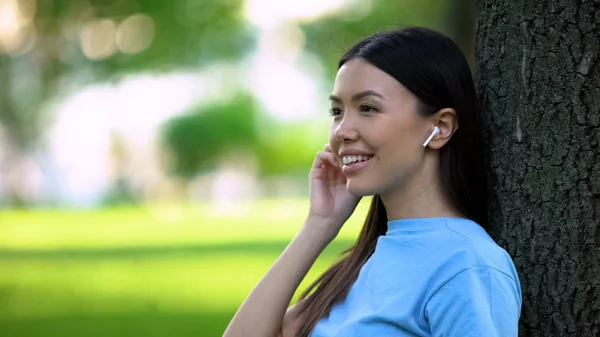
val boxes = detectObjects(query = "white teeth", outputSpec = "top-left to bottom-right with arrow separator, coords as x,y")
342,155 -> 373,165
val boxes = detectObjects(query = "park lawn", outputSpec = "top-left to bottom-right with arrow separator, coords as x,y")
0,198 -> 369,337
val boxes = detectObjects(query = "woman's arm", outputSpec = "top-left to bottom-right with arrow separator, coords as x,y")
223,219 -> 335,337
278,302 -> 304,337
224,146 -> 359,337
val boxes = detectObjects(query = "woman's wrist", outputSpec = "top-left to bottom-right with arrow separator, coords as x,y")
300,216 -> 342,247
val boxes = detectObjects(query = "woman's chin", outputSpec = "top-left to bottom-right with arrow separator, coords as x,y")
346,179 -> 379,197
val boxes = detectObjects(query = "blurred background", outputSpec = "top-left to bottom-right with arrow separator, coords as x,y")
0,0 -> 475,336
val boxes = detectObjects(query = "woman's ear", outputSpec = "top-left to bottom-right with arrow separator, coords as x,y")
427,108 -> 458,149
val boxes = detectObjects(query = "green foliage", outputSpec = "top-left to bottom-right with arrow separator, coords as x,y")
160,96 -> 259,178
161,106 -> 329,178
300,0 -> 449,78
1,0 -> 256,151
43,0 -> 255,72
255,120 -> 329,176
99,0 -> 256,73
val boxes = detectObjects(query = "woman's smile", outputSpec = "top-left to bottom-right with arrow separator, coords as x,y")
341,156 -> 372,175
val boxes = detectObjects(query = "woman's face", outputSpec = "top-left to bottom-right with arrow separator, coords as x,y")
328,58 -> 433,197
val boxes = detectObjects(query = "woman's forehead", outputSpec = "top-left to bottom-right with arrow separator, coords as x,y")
332,59 -> 408,100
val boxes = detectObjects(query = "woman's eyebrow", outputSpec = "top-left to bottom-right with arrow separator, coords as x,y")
329,90 -> 386,103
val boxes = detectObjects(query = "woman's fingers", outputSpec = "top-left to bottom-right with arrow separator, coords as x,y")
323,144 -> 341,166
312,151 -> 340,169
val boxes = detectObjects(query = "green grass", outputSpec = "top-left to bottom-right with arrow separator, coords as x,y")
0,199 -> 369,337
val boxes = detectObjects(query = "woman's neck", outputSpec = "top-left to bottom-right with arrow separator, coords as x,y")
382,198 -> 463,221
380,169 -> 463,221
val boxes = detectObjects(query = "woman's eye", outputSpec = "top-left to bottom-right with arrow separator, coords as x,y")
360,105 -> 377,113
329,107 -> 342,116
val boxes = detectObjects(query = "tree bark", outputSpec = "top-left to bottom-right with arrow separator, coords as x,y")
476,1 -> 600,336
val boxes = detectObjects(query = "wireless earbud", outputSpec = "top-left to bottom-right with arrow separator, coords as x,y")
423,126 -> 440,147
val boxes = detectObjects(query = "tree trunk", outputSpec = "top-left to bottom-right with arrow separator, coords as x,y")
476,1 -> 600,336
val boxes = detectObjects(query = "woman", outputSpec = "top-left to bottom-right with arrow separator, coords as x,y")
224,27 -> 522,337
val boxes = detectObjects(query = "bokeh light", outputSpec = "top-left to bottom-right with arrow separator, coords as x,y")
0,0 -> 37,55
79,19 -> 117,60
116,14 -> 155,54
245,0 -> 346,28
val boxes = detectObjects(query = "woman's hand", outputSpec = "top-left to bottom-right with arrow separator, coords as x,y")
306,144 -> 361,239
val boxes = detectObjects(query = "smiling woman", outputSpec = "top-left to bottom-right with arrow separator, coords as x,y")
224,27 -> 522,337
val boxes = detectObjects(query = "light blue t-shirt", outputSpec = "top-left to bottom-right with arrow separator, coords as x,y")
311,217 -> 522,337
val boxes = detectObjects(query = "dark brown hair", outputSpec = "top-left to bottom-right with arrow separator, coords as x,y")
295,27 -> 488,337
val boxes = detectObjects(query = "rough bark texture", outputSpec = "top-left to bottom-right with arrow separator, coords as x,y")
476,0 -> 600,336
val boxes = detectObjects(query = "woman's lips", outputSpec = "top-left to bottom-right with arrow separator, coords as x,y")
342,157 -> 372,175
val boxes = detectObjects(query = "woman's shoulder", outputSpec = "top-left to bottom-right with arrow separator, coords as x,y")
437,218 -> 518,281
380,217 -> 517,278
373,217 -> 519,286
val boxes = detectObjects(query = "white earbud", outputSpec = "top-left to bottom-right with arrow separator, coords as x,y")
423,126 -> 440,147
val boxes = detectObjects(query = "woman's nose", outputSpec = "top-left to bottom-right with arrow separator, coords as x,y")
334,120 -> 359,143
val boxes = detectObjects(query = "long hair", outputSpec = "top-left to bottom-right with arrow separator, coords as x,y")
295,27 -> 488,337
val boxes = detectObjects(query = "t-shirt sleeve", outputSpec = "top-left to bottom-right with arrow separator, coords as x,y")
425,266 -> 521,337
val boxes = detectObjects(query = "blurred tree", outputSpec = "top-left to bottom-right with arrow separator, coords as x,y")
101,132 -> 137,206
161,94 -> 331,189
477,0 -> 600,335
161,96 -> 259,179
254,120 -> 328,177
0,0 -> 254,205
444,0 -> 477,67
299,0 -> 451,78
